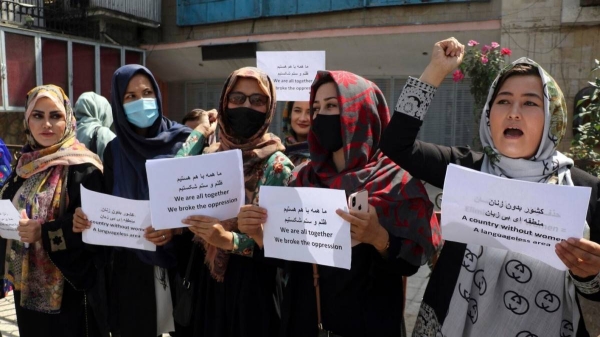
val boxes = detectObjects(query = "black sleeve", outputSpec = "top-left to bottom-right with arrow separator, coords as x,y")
41,163 -> 105,290
374,234 -> 420,276
103,140 -> 114,195
571,168 -> 600,301
380,112 -> 483,189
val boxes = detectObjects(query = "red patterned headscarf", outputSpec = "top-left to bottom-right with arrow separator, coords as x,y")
290,71 -> 441,266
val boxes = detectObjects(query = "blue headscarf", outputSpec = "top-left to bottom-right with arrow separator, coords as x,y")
109,64 -> 191,267
110,64 -> 191,199
0,138 -> 11,187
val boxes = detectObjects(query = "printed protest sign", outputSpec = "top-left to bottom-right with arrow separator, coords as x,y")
257,51 -> 326,101
260,186 -> 351,269
81,186 -> 155,251
146,150 -> 245,230
0,200 -> 21,240
441,164 -> 591,270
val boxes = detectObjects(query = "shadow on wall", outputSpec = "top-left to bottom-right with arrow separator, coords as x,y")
0,112 -> 27,164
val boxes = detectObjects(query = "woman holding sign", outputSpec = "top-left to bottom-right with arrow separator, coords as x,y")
0,85 -> 106,336
380,38 -> 600,336
239,71 -> 442,337
176,66 -> 294,337
282,101 -> 311,166
72,65 -> 203,337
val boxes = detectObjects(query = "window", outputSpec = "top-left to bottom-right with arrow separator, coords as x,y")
5,33 -> 36,107
0,29 -> 144,111
393,78 -> 475,147
42,38 -> 68,92
100,47 -> 120,98
580,0 -> 600,6
184,76 -> 475,144
125,50 -> 143,65
72,43 -> 95,101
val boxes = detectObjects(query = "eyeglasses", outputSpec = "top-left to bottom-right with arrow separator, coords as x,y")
227,92 -> 269,107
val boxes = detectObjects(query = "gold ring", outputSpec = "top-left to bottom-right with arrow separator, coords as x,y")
162,234 -> 166,240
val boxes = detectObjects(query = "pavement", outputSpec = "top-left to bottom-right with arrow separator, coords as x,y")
0,266 -> 429,336
0,266 -> 430,337
0,293 -> 18,337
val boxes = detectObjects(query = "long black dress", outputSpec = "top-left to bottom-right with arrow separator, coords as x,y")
0,163 -> 109,337
279,243 -> 418,337
103,141 -> 194,337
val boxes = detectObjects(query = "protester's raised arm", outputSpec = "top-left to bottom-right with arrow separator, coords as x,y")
419,37 -> 464,87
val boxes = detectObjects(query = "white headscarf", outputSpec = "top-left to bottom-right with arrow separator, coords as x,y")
479,57 -> 574,184
442,58 -> 584,337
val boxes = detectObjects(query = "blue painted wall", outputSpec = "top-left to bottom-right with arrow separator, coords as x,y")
177,0 -> 487,26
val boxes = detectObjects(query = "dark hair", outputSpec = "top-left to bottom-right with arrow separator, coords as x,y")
182,109 -> 205,124
489,64 -> 541,105
285,101 -> 296,117
310,77 -> 336,116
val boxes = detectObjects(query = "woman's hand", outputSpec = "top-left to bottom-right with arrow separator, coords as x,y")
237,205 -> 268,248
194,109 -> 219,138
181,216 -> 233,250
144,227 -> 174,247
18,210 -> 41,244
420,37 -> 465,87
73,207 -> 91,233
556,238 -> 600,278
336,205 -> 389,253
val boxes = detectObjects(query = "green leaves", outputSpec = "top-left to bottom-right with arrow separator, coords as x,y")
569,60 -> 600,177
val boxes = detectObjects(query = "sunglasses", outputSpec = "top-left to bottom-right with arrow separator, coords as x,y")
227,92 -> 269,107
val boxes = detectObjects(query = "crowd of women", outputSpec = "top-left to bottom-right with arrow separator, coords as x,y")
0,37 -> 599,337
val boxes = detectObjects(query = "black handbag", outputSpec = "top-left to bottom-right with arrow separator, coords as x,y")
173,243 -> 198,326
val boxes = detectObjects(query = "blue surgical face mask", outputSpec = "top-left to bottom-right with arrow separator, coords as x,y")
123,98 -> 159,128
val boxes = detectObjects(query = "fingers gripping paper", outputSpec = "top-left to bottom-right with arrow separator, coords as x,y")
145,149 -> 245,230
260,186 -> 351,269
441,164 -> 590,270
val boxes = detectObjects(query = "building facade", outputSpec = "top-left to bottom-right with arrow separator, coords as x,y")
148,0 -> 502,146
0,0 -> 155,147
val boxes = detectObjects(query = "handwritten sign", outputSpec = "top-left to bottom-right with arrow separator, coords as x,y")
80,186 -> 155,251
441,164 -> 591,270
260,186 -> 351,269
146,150 -> 245,230
0,200 -> 21,240
256,51 -> 326,101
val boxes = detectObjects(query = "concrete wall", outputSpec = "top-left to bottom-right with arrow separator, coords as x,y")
501,0 -> 600,152
160,0 -> 501,44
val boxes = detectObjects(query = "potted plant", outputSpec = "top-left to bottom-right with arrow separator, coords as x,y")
569,59 -> 600,177
453,40 -> 512,149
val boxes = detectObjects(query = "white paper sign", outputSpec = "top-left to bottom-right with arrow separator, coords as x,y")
146,150 -> 245,230
81,186 -> 155,251
260,186 -> 351,269
256,51 -> 326,101
0,200 -> 21,240
441,164 -> 591,270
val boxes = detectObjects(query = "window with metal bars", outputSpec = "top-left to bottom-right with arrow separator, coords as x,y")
185,76 -> 476,147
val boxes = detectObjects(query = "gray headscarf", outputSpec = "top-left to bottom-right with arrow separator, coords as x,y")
74,92 -> 116,161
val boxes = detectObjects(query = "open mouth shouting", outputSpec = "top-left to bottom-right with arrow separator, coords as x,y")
503,126 -> 523,139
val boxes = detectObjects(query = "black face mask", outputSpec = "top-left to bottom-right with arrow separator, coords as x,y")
224,107 -> 267,139
312,114 -> 343,152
